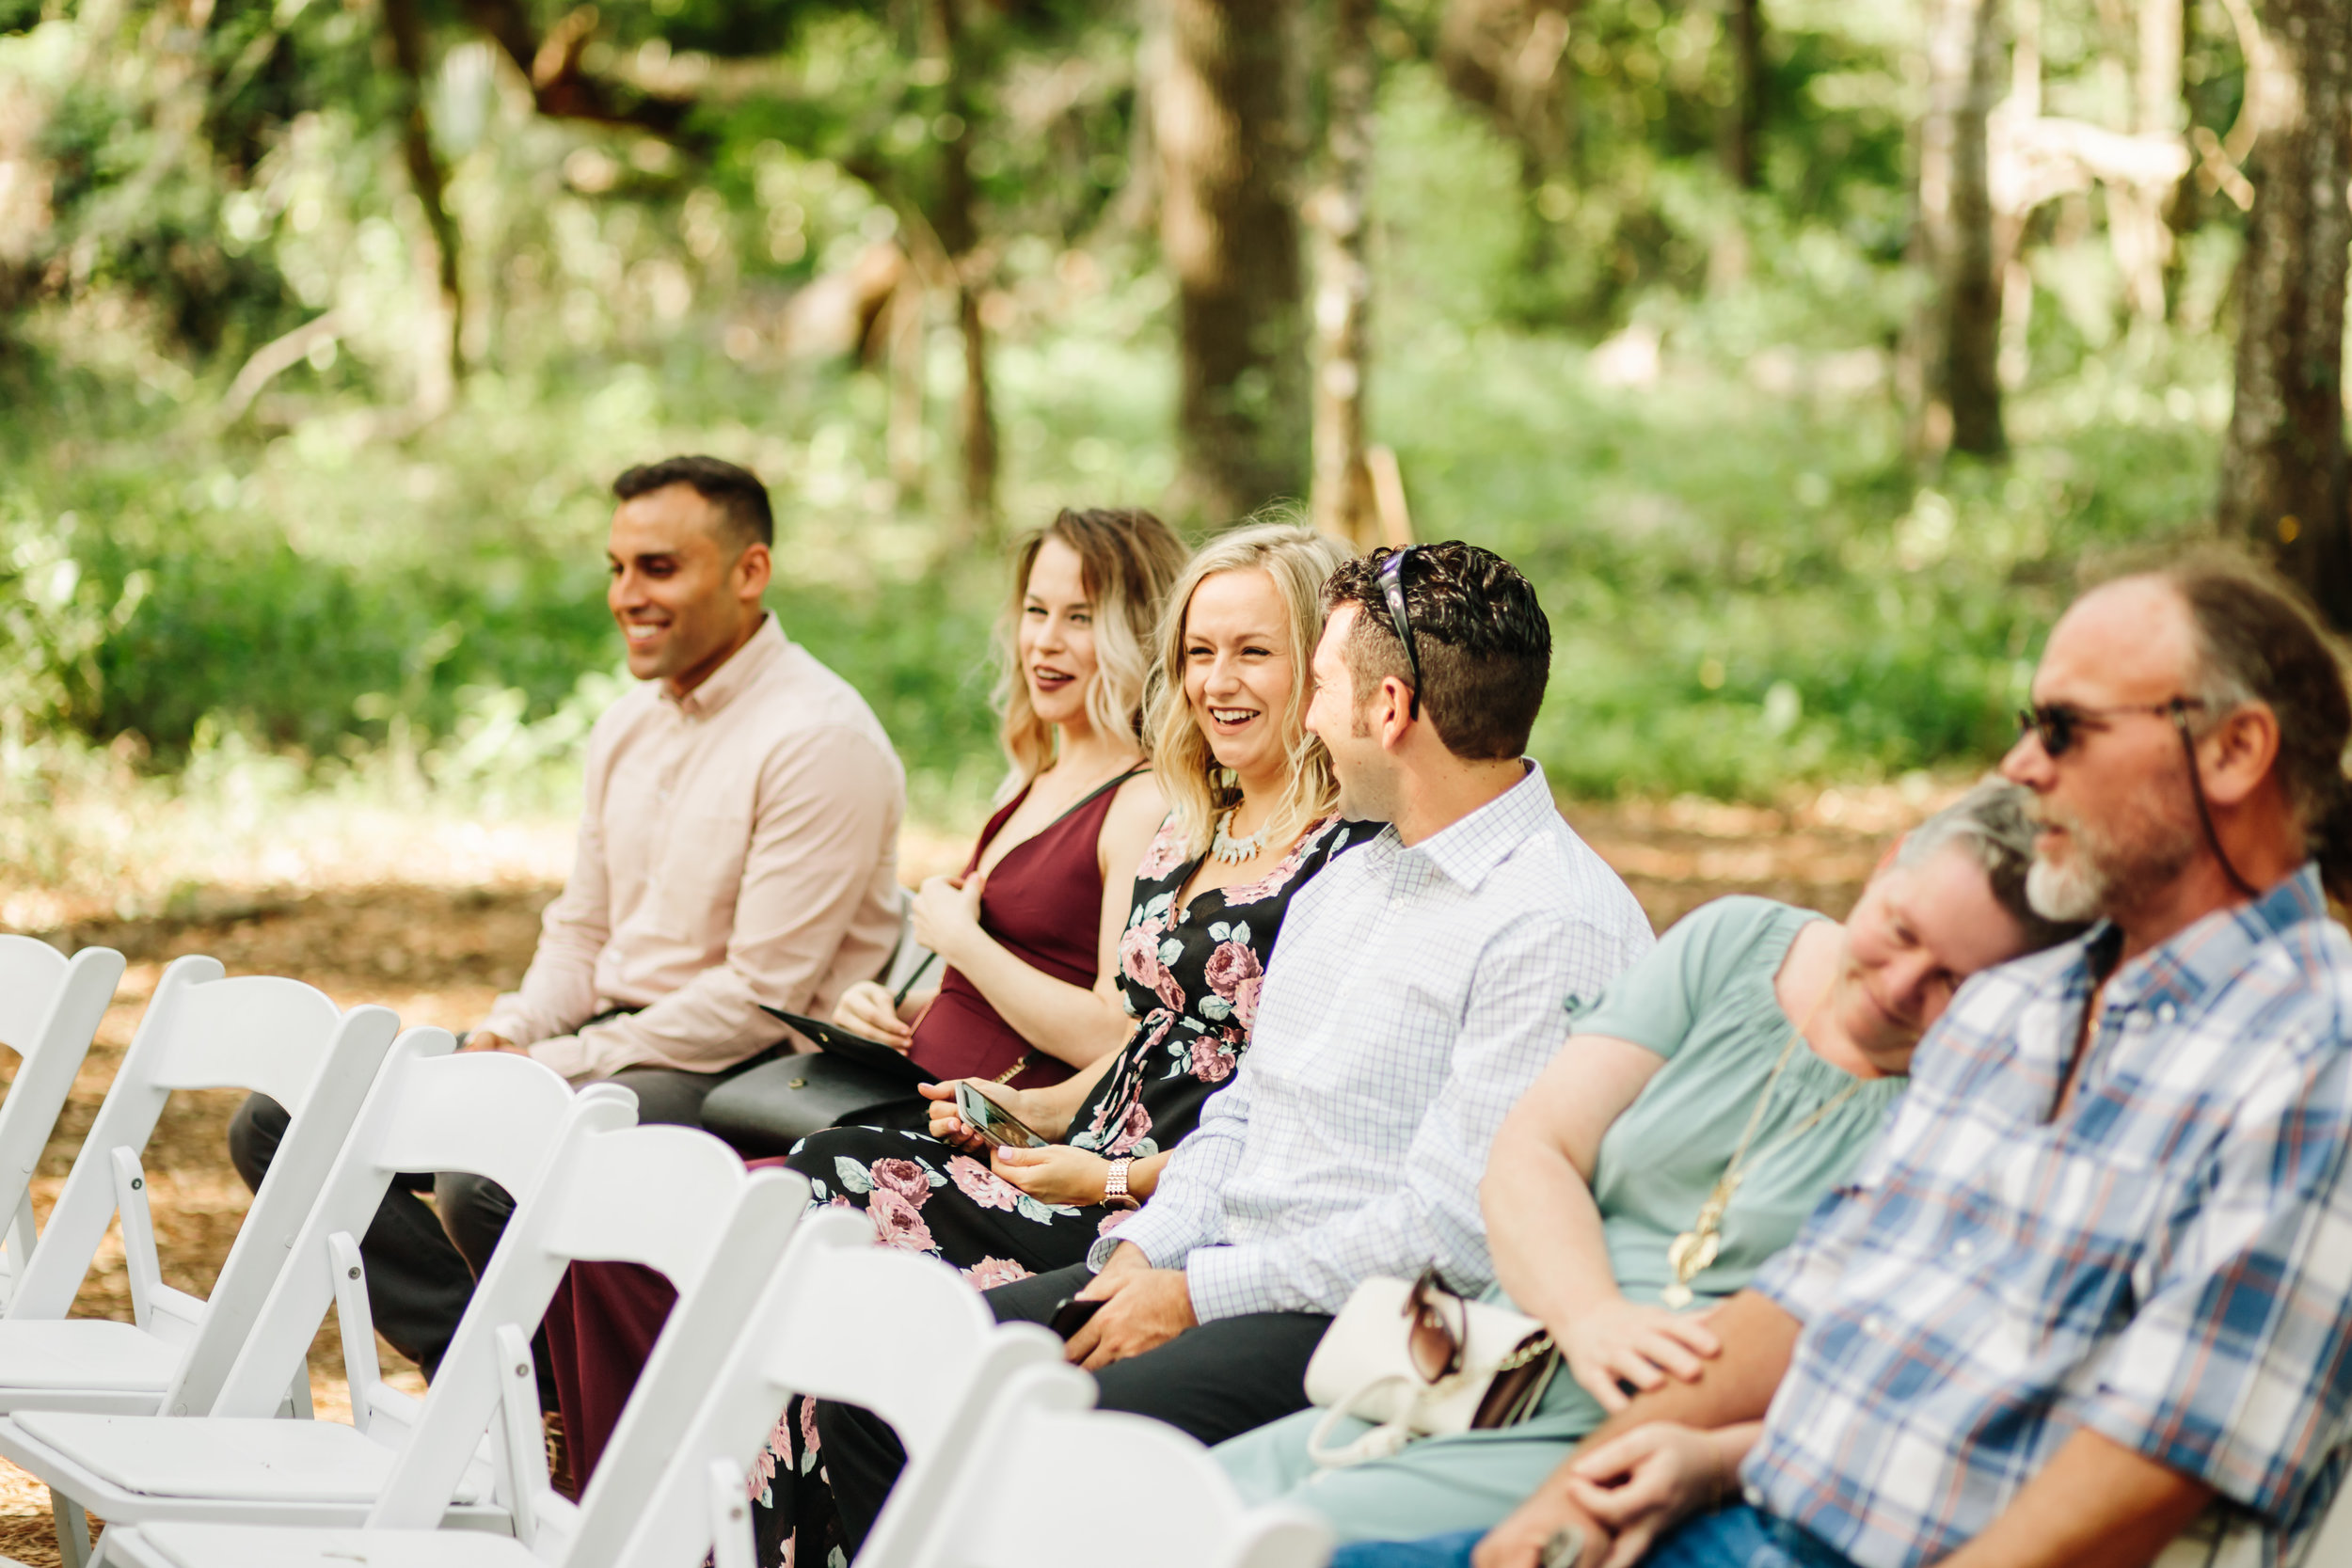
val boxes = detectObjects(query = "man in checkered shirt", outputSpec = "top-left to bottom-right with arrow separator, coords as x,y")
1414,554 -> 2352,1568
813,544 -> 1653,1547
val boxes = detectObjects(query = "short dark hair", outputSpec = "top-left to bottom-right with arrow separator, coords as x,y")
1321,542 -> 1552,760
612,455 -> 773,548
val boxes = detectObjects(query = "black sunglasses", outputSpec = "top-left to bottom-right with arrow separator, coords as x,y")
2015,694 -> 2259,899
1378,547 -> 1422,721
2014,697 -> 2206,758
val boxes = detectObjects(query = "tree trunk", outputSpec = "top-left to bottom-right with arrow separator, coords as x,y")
1724,0 -> 1766,190
1309,0 -> 1376,547
1161,0 -> 1308,522
1920,0 -> 2006,455
383,0 -> 461,389
930,0 -> 998,538
2217,0 -> 2352,622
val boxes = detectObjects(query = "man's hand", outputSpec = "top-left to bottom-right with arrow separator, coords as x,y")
462,1031 -> 525,1054
1473,1476 -> 1615,1568
1565,1422 -> 1745,1568
1064,1243 -> 1195,1370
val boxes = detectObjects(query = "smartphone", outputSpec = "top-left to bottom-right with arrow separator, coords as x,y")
1048,1295 -> 1104,1340
1540,1525 -> 1584,1568
954,1081 -> 1048,1149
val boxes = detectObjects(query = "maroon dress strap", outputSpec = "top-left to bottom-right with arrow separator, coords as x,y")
907,767 -> 1145,1088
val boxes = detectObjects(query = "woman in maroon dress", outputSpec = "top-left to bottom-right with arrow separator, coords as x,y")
832,506 -> 1190,1091
547,506 -> 1183,1481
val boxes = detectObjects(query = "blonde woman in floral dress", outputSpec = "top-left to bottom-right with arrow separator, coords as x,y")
748,522 -> 1376,1565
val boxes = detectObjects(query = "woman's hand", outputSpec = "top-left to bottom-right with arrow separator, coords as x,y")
919,1079 -> 989,1152
1564,1422 -> 1740,1568
833,981 -> 918,1048
918,1079 -> 1073,1152
990,1144 -> 1112,1206
911,872 -> 987,966
1560,1297 -> 1723,1413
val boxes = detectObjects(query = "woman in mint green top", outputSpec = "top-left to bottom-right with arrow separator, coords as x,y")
1214,783 -> 2078,1545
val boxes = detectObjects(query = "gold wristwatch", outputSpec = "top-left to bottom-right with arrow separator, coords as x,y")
1103,1156 -> 1140,1210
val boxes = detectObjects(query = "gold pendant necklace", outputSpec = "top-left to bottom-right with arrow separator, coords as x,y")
1661,956 -> 1862,1309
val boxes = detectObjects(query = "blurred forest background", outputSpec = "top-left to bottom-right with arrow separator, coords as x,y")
3,0 -> 2349,924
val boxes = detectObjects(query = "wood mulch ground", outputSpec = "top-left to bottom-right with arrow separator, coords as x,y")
0,791 -> 1918,1565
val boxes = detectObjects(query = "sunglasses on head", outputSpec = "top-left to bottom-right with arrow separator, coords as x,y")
1378,547 -> 1423,721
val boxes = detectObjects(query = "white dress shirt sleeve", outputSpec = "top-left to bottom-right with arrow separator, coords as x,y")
1089,1056 -> 1259,1272
531,725 -> 901,1079
1184,910 -> 1598,1320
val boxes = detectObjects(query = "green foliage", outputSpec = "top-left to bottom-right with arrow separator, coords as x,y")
0,0 -> 2265,823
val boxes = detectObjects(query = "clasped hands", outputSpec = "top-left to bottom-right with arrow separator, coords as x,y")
1475,1298 -> 1736,1568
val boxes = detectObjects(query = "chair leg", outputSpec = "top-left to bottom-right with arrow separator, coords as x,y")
50,1489 -> 91,1568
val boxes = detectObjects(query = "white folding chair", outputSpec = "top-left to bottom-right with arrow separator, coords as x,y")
0,1026 -> 585,1544
0,937 -> 126,1308
917,1358 -> 1334,1568
0,954 -> 399,1422
9,1110 -> 805,1562
95,1201 -> 1054,1568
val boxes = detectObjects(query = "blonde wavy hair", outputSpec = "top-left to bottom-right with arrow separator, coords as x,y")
993,508 -> 1188,798
1148,521 -> 1351,858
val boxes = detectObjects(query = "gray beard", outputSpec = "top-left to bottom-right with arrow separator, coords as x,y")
2026,856 -> 2107,924
2026,815 -> 2201,926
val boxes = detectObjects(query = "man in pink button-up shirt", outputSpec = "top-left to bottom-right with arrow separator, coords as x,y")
228,455 -> 905,1384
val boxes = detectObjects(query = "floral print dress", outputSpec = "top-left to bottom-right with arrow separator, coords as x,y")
787,810 -> 1374,1287
755,811 -> 1375,1567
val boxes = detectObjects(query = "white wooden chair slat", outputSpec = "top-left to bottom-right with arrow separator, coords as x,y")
0,956 -> 396,1430
2,1099 -> 811,1560
920,1359 -> 1333,1568
0,937 -> 124,1309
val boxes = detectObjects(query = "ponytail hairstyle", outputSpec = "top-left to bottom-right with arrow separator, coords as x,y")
1147,521 -> 1352,858
2158,549 -> 2352,901
993,508 -> 1189,799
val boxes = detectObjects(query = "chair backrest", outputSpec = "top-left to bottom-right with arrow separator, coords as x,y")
0,938 -> 125,1294
8,955 -> 400,1332
922,1361 -> 1335,1568
523,1170 -> 818,1568
204,1036 -> 583,1418
367,1117 -> 793,1530
596,1207 -> 1062,1568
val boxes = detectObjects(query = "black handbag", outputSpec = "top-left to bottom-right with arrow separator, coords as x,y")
699,1053 -> 929,1158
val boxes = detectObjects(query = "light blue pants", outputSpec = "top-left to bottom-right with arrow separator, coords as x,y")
1327,1507 -> 1862,1568
1215,1408 -> 1589,1544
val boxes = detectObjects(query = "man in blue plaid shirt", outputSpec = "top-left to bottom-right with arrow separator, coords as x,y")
1344,554 -> 2352,1568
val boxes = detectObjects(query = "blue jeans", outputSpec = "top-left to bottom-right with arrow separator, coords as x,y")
1328,1508 -> 1862,1568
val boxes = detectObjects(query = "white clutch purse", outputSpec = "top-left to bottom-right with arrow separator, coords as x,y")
1302,1271 -> 1561,1467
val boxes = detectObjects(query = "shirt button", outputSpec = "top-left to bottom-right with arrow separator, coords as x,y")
1952,1238 -> 1975,1259
1862,1315 -> 1885,1337
2155,1002 -> 2178,1023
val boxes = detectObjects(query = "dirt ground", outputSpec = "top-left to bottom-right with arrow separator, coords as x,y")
0,791 -> 1916,1565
